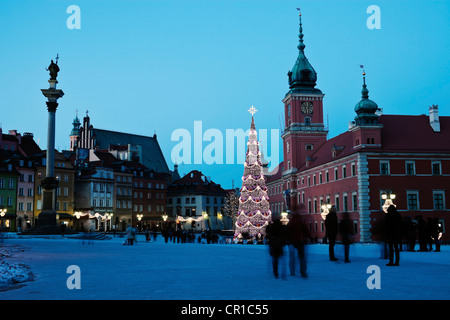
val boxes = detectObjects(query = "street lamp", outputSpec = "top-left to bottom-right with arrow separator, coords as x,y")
137,214 -> 143,221
382,192 -> 396,213
280,211 -> 289,225
162,214 -> 168,222
0,208 -> 6,217
321,203 -> 332,220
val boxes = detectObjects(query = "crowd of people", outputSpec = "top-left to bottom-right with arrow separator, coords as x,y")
121,225 -> 223,246
265,205 -> 444,279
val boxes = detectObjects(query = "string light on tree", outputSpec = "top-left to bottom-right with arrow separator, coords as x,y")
234,107 -> 272,243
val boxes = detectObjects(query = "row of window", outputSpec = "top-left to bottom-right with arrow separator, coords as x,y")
379,160 -> 443,175
166,206 -> 222,217
35,200 -> 70,211
133,191 -> 164,199
133,204 -> 164,213
0,178 -> 15,189
18,202 -> 33,211
0,196 -> 14,207
305,193 -> 358,214
269,162 -> 357,196
167,197 -> 224,205
402,190 -> 446,211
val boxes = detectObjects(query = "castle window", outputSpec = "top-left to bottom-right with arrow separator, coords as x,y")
305,144 -> 313,150
433,191 -> 445,210
406,191 -> 419,211
380,161 -> 390,175
432,161 -> 442,175
406,161 -> 415,175
351,163 -> 356,176
305,117 -> 311,126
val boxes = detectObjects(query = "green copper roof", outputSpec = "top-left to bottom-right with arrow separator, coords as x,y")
70,115 -> 81,136
288,12 -> 320,93
354,73 -> 380,125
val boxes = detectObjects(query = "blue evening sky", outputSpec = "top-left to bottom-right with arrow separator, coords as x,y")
1,0 -> 449,189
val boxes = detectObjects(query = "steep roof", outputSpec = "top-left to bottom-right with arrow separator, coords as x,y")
378,114 -> 450,153
91,129 -> 169,173
168,170 -> 226,195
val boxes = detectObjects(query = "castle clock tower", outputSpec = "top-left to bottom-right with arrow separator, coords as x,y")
282,10 -> 328,175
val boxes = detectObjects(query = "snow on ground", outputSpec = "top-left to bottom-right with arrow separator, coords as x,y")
0,234 -> 449,300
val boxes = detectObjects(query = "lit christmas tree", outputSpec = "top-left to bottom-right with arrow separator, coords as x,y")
235,106 -> 272,243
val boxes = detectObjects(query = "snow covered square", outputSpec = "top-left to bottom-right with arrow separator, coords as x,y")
1,234 -> 449,301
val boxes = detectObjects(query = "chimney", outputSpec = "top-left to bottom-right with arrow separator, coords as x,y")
429,105 -> 440,132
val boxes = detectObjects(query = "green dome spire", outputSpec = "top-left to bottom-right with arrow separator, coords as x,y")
288,9 -> 320,93
70,111 -> 81,136
354,71 -> 380,126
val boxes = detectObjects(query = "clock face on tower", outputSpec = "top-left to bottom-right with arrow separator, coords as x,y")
301,101 -> 313,114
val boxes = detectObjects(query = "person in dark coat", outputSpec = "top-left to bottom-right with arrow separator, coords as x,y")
385,205 -> 402,266
339,212 -> 354,263
426,218 -> 434,251
405,217 -> 417,252
325,206 -> 338,261
416,215 -> 427,251
432,218 -> 443,252
266,218 -> 287,278
287,213 -> 309,278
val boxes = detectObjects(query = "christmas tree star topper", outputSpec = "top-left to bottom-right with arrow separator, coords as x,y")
248,106 -> 258,116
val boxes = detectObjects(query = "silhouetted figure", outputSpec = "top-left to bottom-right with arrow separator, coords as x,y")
405,217 -> 417,251
339,212 -> 354,263
266,218 -> 287,278
426,218 -> 434,251
325,206 -> 338,261
287,213 -> 309,278
432,218 -> 443,252
416,215 -> 427,251
385,205 -> 402,266
46,59 -> 60,80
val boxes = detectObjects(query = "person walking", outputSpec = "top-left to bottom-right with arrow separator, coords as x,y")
126,225 -> 136,245
266,218 -> 287,279
432,218 -> 443,252
426,218 -> 434,252
417,215 -> 427,251
405,217 -> 417,251
325,206 -> 338,261
385,205 -> 402,266
339,212 -> 354,263
287,213 -> 309,278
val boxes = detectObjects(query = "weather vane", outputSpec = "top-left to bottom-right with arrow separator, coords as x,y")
248,105 -> 258,116
297,7 -> 301,16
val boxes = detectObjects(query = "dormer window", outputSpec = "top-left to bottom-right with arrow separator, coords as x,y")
301,70 -> 311,81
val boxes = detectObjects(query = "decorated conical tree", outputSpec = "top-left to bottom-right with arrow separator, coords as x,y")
235,107 -> 272,243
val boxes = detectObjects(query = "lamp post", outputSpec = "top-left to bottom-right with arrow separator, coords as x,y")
382,192 -> 396,213
321,203 -> 332,220
280,211 -> 289,225
105,212 -> 113,232
137,214 -> 143,232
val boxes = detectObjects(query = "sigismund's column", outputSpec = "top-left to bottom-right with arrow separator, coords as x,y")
38,58 -> 64,228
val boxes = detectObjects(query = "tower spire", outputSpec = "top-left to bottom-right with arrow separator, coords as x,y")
297,7 -> 305,53
361,69 -> 369,100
